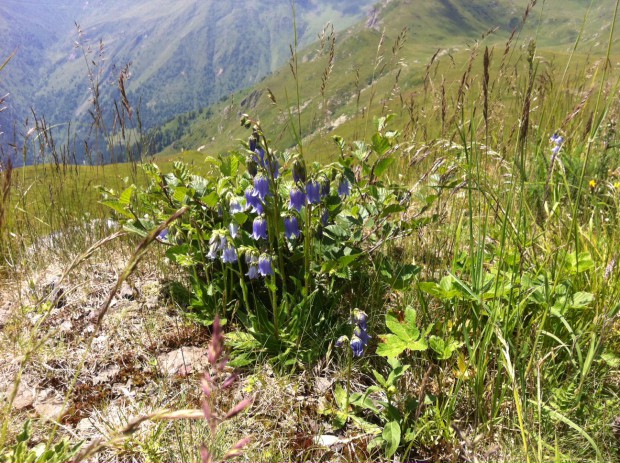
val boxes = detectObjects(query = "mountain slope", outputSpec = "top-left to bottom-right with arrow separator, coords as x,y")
151,0 -> 618,161
0,0 -> 376,156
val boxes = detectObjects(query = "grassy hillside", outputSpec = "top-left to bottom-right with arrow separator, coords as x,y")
0,0 -> 376,161
152,0 -> 619,160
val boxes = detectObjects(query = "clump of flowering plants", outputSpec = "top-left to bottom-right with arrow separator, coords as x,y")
104,115 -> 418,361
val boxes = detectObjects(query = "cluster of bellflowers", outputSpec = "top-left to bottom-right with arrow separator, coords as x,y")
550,133 -> 564,157
203,125 -> 353,281
336,309 -> 370,357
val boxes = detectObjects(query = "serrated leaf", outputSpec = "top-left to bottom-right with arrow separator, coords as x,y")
376,334 -> 408,358
118,185 -> 136,206
100,200 -> 133,218
372,132 -> 391,156
383,421 -> 401,458
201,191 -> 219,208
374,156 -> 395,177
172,187 -> 189,203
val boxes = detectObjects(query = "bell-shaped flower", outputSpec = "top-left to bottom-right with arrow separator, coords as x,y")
320,177 -> 330,198
289,187 -> 306,212
251,217 -> 268,240
335,335 -> 349,348
267,158 -> 280,179
352,309 -> 368,330
321,209 -> 329,226
258,254 -> 274,276
338,178 -> 351,197
229,222 -> 239,239
350,335 -> 365,357
254,175 -> 270,201
230,198 -> 244,214
221,244 -> 238,263
292,157 -> 307,184
284,216 -> 300,240
354,324 -> 371,347
306,181 -> 321,204
245,253 -> 259,279
245,188 -> 264,214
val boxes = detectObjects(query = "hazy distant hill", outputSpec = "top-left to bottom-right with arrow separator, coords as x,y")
0,0 -> 616,163
0,0 -> 375,154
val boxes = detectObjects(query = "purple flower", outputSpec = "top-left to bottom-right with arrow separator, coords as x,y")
292,158 -> 307,183
254,175 -> 270,200
289,187 -> 306,212
249,135 -> 257,152
229,222 -> 239,239
253,148 -> 266,168
338,179 -> 351,197
157,229 -> 169,242
246,264 -> 259,279
284,216 -> 300,240
258,254 -> 273,276
353,309 -> 368,330
251,217 -> 268,240
354,324 -> 371,347
230,198 -> 244,214
245,253 -> 259,279
207,233 -> 221,260
306,181 -> 321,204
350,335 -> 365,357
335,335 -> 349,348
221,244 -> 238,263
245,188 -> 264,214
267,158 -> 280,179
320,178 -> 330,198
321,209 -> 329,226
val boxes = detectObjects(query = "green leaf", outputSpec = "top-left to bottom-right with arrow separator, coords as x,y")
601,352 -> 620,368
376,334 -> 408,358
380,203 -> 406,218
201,191 -> 219,208
429,335 -> 463,360
371,133 -> 391,156
172,187 -> 189,203
374,157 -> 395,177
100,200 -> 133,218
570,291 -> 594,309
383,421 -> 401,458
118,185 -> 136,206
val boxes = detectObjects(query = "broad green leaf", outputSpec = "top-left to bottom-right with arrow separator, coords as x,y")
100,200 -> 133,218
172,186 -> 189,203
201,191 -> 219,208
374,157 -> 395,177
118,185 -> 136,206
376,334 -> 408,358
383,421 -> 401,458
601,352 -> 620,368
570,291 -> 594,309
429,335 -> 463,360
371,132 -> 391,156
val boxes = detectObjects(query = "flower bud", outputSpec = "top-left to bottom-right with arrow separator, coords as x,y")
292,157 -> 307,183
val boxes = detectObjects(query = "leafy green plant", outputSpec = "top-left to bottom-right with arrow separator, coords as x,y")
105,115 -> 416,363
1,421 -> 81,463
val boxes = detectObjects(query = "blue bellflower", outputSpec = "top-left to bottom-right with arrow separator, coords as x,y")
284,216 -> 300,239
350,335 -> 365,357
289,187 -> 306,212
230,198 -> 244,214
229,222 -> 239,239
221,244 -> 238,263
258,254 -> 274,276
306,181 -> 321,204
245,253 -> 259,279
338,179 -> 351,197
254,175 -> 270,200
245,188 -> 264,214
251,217 -> 268,240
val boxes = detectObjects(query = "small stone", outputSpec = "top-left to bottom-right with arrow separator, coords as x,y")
34,395 -> 66,421
12,383 -> 36,410
156,347 -> 209,376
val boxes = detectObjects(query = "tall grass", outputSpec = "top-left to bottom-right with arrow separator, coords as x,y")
1,1 -> 620,461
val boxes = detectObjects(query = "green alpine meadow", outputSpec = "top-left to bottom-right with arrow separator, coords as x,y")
1,0 -> 620,461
